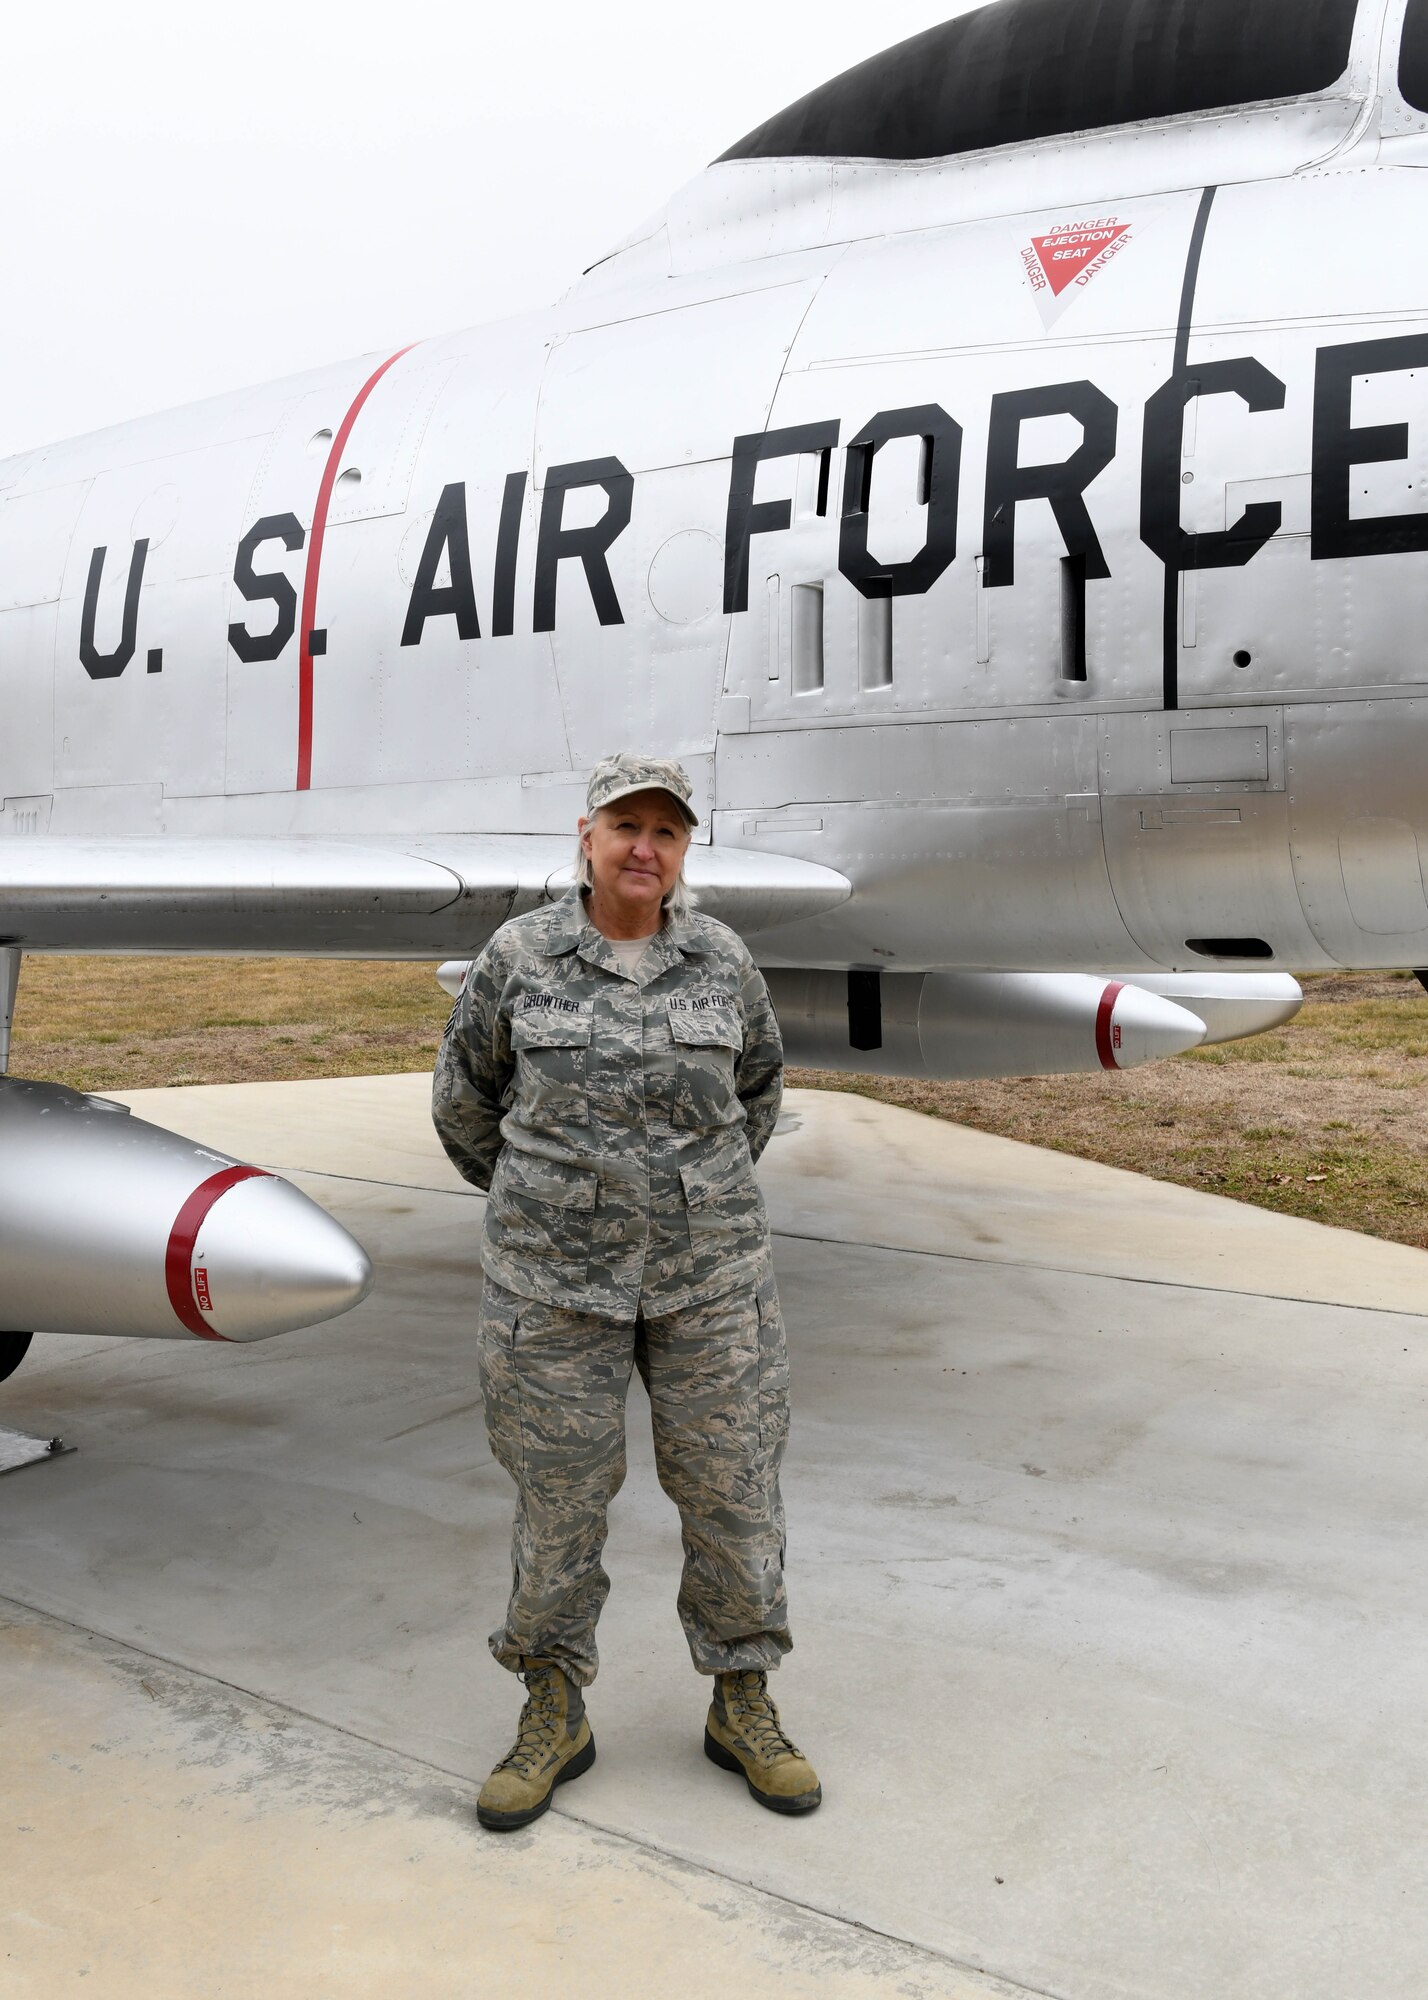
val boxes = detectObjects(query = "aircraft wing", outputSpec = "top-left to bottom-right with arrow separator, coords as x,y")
0,836 -> 852,957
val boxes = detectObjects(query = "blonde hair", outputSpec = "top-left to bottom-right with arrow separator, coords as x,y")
574,804 -> 694,920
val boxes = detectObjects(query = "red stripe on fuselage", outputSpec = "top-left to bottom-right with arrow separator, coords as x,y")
164,1165 -> 271,1340
1095,981 -> 1126,1071
295,344 -> 417,790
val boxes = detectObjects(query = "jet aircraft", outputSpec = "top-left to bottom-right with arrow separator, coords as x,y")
2,0 -> 1422,1373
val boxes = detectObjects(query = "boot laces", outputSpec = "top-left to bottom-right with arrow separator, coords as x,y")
496,1668 -> 563,1777
727,1671 -> 800,1761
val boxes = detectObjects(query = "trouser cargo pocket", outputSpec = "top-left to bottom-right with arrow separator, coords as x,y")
478,1279 -> 525,1478
755,1271 -> 790,1456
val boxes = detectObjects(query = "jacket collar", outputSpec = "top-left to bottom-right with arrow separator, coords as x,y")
541,888 -> 710,979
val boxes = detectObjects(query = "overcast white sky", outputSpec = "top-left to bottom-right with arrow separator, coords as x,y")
0,0 -> 974,460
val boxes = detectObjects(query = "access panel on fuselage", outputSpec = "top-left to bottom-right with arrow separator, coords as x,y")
1163,170 -> 1428,710
733,188 -> 1209,732
1100,162 -> 1428,968
300,326 -> 565,799
57,434 -> 267,806
531,280 -> 824,799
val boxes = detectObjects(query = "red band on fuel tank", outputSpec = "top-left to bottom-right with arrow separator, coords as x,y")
165,1166 -> 271,1340
1095,981 -> 1126,1071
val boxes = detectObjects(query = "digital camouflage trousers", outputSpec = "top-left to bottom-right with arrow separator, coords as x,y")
478,1271 -> 792,1684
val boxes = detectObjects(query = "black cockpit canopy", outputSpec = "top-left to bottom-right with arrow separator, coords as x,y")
718,0 -> 1359,165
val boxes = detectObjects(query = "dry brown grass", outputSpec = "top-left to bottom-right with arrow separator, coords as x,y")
792,969 -> 1428,1249
8,956 -> 452,1093
8,956 -> 1428,1248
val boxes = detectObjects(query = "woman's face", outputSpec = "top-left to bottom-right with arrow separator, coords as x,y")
580,790 -> 691,917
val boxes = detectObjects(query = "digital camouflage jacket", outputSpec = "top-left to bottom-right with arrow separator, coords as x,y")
432,890 -> 784,1319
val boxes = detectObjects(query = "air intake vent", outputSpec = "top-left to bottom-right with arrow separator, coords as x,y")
1186,938 -> 1274,959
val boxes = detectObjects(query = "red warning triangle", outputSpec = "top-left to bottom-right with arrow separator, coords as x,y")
1029,222 -> 1130,296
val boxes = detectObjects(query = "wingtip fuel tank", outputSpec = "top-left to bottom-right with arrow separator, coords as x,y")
1104,973 -> 1303,1046
764,969 -> 1208,1080
0,1078 -> 372,1343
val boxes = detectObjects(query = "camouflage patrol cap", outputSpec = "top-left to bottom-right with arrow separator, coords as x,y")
586,751 -> 699,827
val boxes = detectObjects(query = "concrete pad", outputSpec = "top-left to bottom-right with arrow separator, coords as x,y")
2,1600 -> 1002,2000
3,1075 -> 1428,1999
117,1073 -> 1428,1312
110,1072 -> 474,1201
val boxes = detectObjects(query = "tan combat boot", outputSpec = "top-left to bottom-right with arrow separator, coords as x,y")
476,1661 -> 595,1832
704,1670 -> 822,1815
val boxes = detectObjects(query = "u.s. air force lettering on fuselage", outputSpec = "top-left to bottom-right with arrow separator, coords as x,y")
73,327 -> 1428,713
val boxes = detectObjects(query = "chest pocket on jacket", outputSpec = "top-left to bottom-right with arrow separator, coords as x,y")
666,998 -> 741,1131
511,1004 -> 593,1126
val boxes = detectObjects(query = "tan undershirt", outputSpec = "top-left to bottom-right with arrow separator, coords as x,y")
607,936 -> 654,980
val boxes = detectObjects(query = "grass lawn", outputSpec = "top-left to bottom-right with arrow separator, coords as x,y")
8,956 -> 453,1092
8,956 -> 1428,1250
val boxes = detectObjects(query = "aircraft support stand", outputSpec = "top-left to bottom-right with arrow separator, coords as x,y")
0,1429 -> 69,1476
0,946 -> 17,1076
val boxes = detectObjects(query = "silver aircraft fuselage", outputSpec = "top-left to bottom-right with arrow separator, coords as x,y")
3,1 -> 1428,983
9,0 -> 1428,1351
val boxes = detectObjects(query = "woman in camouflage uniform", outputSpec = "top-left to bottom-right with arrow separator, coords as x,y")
433,752 -> 821,1831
